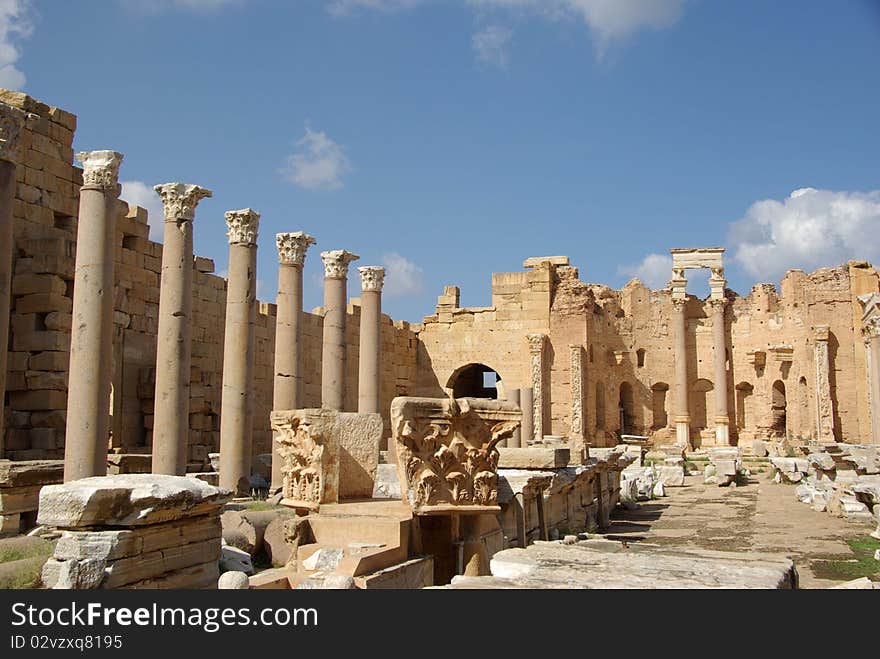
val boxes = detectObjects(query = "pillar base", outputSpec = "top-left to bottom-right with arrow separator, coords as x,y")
675,420 -> 691,448
714,418 -> 731,446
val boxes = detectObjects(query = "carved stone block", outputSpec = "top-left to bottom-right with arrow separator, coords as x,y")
391,397 -> 520,516
271,409 -> 382,510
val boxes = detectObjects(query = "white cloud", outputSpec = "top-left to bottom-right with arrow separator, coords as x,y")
279,124 -> 352,191
382,252 -> 425,298
469,0 -> 685,55
472,24 -> 513,69
327,0 -> 428,18
0,0 -> 33,90
120,180 -> 165,242
729,187 -> 880,283
619,252 -> 671,289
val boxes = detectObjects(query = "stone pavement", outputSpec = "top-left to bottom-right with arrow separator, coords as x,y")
608,473 -> 875,589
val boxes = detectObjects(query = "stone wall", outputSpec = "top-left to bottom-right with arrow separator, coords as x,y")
0,90 -> 420,468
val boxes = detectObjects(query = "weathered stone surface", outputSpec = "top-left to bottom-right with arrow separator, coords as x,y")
37,474 -> 231,528
497,447 -> 569,469
0,459 -> 64,487
218,571 -> 250,589
371,463 -> 401,499
447,539 -> 797,589
220,543 -> 254,575
656,464 -> 685,487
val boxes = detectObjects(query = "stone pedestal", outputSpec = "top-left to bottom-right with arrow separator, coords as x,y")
271,232 -> 316,491
320,250 -> 359,411
64,151 -> 124,482
218,209 -> 259,496
357,267 -> 384,418
151,183 -> 211,476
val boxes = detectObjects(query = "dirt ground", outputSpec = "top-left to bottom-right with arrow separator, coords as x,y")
608,473 -> 878,589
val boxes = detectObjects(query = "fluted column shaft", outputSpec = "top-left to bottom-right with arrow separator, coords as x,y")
219,209 -> 259,495
271,232 -> 315,491
64,151 -> 124,481
152,183 -> 211,475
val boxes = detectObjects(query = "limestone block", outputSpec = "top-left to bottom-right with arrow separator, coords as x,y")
221,543 -> 254,575
218,571 -> 249,589
28,351 -> 69,372
14,293 -> 71,314
498,447 -> 569,469
37,474 -> 231,529
809,452 -> 835,472
0,513 -> 21,534
0,460 -> 64,487
371,463 -> 401,499
656,464 -> 685,487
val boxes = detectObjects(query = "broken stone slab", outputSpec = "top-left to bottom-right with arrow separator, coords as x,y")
809,452 -> 835,472
220,542 -> 254,576
371,463 -> 401,499
37,474 -> 231,529
447,539 -> 797,589
829,577 -> 879,589
221,508 -> 294,557
497,447 -> 570,469
0,459 -> 64,487
301,547 -> 344,572
656,464 -> 685,487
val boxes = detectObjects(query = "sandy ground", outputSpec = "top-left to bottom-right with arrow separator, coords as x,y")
608,473 -> 876,589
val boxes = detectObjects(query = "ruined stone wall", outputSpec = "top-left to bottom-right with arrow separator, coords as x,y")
1,91 -> 420,467
417,256 -> 879,447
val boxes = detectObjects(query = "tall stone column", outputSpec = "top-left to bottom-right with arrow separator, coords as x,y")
865,320 -> 880,444
0,103 -> 27,457
527,334 -> 547,441
357,266 -> 385,415
671,297 -> 691,447
271,231 -> 315,491
520,387 -> 534,445
569,344 -> 586,461
218,209 -> 260,495
64,150 -> 124,482
320,250 -> 359,411
813,325 -> 834,442
709,297 -> 730,445
151,183 -> 212,476
507,388 -> 521,448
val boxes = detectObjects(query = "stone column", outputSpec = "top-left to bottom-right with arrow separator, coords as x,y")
507,388 -> 521,448
813,325 -> 834,442
671,297 -> 691,447
218,209 -> 260,496
709,298 -> 730,445
864,319 -> 880,444
0,103 -> 27,457
527,334 -> 546,441
520,387 -> 534,445
357,266 -> 385,415
320,250 -> 359,411
151,183 -> 212,476
569,344 -> 586,461
64,150 -> 124,482
271,231 -> 316,491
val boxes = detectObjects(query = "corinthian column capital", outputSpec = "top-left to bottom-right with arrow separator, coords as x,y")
321,250 -> 360,279
527,333 -> 546,355
154,183 -> 212,223
276,232 -> 316,267
358,266 -> 385,292
77,150 -> 124,191
225,208 -> 260,246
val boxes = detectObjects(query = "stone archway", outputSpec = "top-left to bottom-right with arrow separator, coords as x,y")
446,363 -> 503,400
619,382 -> 635,435
771,380 -> 787,437
651,382 -> 669,429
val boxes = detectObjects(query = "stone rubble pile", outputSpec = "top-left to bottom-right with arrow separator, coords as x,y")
37,474 -> 230,589
770,444 -> 880,534
620,446 -> 686,502
705,447 -> 743,486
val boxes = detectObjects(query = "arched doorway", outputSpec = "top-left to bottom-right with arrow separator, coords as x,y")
771,380 -> 787,437
595,382 -> 605,431
798,376 -> 809,438
651,382 -> 669,429
446,363 -> 502,399
691,379 -> 714,430
619,382 -> 635,435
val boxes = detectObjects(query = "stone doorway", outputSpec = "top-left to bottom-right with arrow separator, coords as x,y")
447,363 -> 503,399
771,380 -> 787,437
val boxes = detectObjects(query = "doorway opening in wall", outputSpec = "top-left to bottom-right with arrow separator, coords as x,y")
771,380 -> 787,437
619,382 -> 635,435
651,382 -> 669,429
735,382 -> 754,432
446,363 -> 502,399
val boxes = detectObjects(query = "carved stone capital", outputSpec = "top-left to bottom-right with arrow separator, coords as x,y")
276,232 -> 316,267
812,324 -> 830,342
358,266 -> 385,292
864,316 -> 880,342
225,208 -> 260,246
0,102 -> 31,164
527,333 -> 546,355
154,183 -> 212,223
707,297 -> 726,312
671,297 -> 687,312
77,150 -> 124,191
321,250 -> 360,279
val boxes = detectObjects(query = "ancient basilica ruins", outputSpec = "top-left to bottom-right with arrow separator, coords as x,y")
0,91 -> 878,589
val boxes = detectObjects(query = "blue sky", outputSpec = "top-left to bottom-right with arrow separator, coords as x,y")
3,0 -> 879,320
